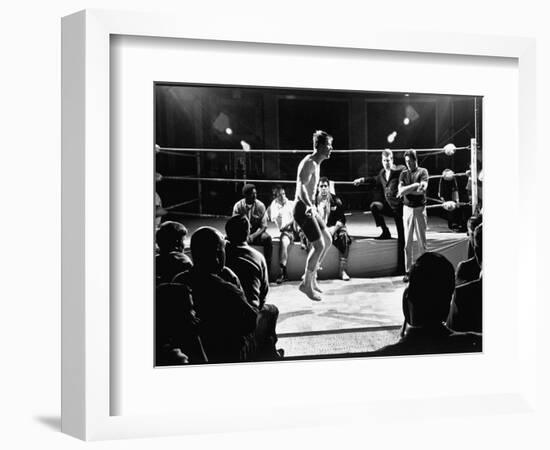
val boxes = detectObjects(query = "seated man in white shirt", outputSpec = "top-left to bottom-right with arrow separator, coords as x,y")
268,185 -> 297,284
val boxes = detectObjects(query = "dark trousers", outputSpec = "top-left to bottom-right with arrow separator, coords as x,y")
370,201 -> 405,274
333,227 -> 351,258
445,209 -> 458,228
441,197 -> 463,229
250,231 -> 273,268
251,303 -> 280,361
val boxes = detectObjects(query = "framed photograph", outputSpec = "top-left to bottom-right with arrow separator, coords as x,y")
62,9 -> 537,440
153,81 -> 482,365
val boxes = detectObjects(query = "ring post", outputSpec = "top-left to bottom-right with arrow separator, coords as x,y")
470,137 -> 478,214
196,151 -> 203,214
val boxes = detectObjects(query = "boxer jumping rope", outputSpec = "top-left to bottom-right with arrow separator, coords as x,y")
293,130 -> 333,301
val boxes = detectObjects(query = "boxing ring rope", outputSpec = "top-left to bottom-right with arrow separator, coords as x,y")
428,172 -> 468,180
161,176 -> 298,184
156,140 -> 479,215
163,198 -> 199,211
161,179 -> 471,214
156,144 -> 470,155
158,150 -> 198,158
159,172 -> 470,184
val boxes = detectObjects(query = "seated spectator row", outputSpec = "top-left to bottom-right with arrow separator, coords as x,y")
156,219 -> 282,365
155,213 -> 482,364
235,182 -> 353,283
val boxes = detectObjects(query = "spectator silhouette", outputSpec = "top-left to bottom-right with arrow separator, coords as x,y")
155,221 -> 193,285
457,214 -> 482,284
155,283 -> 207,365
373,252 -> 481,356
173,227 -> 281,363
225,215 -> 269,310
447,224 -> 483,333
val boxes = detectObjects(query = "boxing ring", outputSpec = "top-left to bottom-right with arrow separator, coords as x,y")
155,139 -> 481,356
155,139 -> 479,280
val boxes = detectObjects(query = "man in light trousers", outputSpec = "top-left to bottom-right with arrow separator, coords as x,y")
398,150 -> 429,282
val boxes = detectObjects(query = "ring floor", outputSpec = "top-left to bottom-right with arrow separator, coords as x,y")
271,276 -> 405,358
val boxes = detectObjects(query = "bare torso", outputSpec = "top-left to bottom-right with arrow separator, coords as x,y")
295,155 -> 319,205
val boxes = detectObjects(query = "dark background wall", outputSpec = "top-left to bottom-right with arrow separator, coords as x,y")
155,84 -> 482,215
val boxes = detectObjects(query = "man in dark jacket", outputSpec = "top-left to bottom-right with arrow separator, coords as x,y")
455,214 -> 482,285
225,215 -> 269,310
372,252 -> 481,356
155,221 -> 193,285
353,149 -> 405,274
173,227 -> 281,363
155,283 -> 207,365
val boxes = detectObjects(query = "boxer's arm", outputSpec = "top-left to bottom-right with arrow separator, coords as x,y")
297,160 -> 316,210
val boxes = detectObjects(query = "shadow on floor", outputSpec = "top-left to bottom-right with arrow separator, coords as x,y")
34,415 -> 61,431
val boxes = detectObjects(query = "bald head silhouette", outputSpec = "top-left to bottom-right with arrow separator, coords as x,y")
190,226 -> 226,273
404,252 -> 455,327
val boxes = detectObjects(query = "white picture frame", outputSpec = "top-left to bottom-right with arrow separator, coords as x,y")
61,9 -> 538,441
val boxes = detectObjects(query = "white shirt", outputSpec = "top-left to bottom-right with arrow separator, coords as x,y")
268,198 -> 295,230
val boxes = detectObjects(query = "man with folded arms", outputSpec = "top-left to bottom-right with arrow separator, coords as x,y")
397,149 -> 429,282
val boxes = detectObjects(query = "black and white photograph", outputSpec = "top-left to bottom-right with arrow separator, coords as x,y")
3,0 -> 543,445
153,83 -> 483,366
